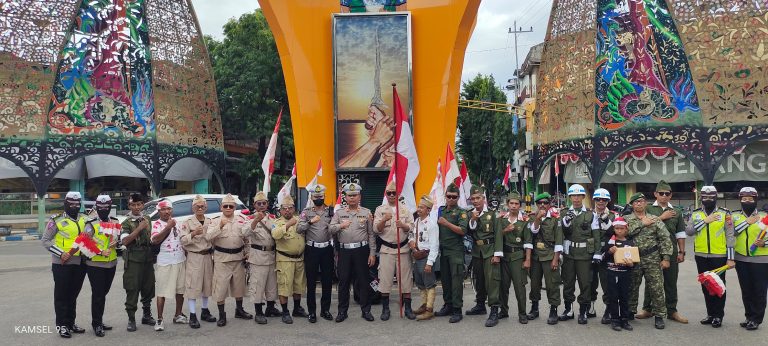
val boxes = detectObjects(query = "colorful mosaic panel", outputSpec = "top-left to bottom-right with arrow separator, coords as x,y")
46,0 -> 155,138
147,0 -> 222,149
595,0 -> 702,132
671,0 -> 768,126
0,0 -> 79,139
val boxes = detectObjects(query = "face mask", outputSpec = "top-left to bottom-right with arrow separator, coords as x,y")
702,199 -> 716,210
313,199 -> 324,207
742,202 -> 757,215
97,208 -> 111,220
64,202 -> 80,219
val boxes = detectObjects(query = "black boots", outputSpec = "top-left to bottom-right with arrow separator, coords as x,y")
404,298 -> 416,320
200,308 -> 217,322
655,316 -> 665,329
601,309 -> 611,324
434,305 -> 452,317
578,304 -> 588,324
265,301 -> 282,317
126,317 -> 137,332
449,308 -> 463,323
547,306 -> 559,325
217,304 -> 227,327
380,296 -> 391,321
141,306 -> 156,325
485,306 -> 499,327
235,300 -> 253,319
254,304 -> 267,325
559,302 -> 574,321
466,302 -> 487,315
527,301 -> 539,320
189,313 -> 200,329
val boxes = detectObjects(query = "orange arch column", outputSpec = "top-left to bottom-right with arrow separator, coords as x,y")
259,0 -> 481,201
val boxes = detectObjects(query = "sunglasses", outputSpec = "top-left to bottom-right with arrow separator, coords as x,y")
386,191 -> 397,196
536,200 -> 550,205
594,198 -> 609,202
445,195 -> 459,200
222,204 -> 236,209
656,191 -> 672,196
255,201 -> 268,206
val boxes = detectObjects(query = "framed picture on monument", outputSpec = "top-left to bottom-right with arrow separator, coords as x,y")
332,12 -> 412,171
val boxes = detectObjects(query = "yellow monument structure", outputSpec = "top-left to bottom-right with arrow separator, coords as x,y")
259,0 -> 481,202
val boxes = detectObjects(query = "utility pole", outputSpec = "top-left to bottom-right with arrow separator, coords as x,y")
508,21 -> 533,102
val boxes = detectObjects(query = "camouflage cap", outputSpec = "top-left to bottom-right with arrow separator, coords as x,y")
446,182 -> 460,194
655,180 -> 672,192
469,185 -> 485,196
534,192 -> 551,202
629,192 -> 645,204
507,191 -> 522,201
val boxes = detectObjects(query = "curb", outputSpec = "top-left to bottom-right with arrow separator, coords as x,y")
0,234 -> 41,242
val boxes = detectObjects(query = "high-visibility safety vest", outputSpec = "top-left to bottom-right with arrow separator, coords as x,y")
90,221 -> 118,262
53,214 -> 87,256
690,208 -> 730,255
733,211 -> 768,257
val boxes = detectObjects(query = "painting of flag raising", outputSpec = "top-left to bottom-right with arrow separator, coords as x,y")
333,13 -> 411,170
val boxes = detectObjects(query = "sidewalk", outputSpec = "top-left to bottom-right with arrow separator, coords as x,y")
0,215 -> 41,241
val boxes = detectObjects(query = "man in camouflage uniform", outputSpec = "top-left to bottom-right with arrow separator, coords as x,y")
528,192 -> 564,325
559,184 -> 601,325
625,193 -> 673,330
498,191 -> 532,324
637,180 -> 688,324
433,183 -> 469,323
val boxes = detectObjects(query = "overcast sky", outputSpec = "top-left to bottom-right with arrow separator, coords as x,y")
190,0 -> 553,95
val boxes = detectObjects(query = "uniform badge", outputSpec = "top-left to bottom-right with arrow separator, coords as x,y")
536,242 -> 545,249
461,214 -> 467,219
515,237 -> 521,242
61,220 -> 69,227
486,214 -> 491,221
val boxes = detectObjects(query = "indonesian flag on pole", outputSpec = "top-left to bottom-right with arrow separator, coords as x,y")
277,164 -> 296,208
443,143 -> 461,189
502,162 -> 512,191
334,187 -> 344,213
305,160 -> 322,208
261,108 -> 282,195
429,160 -> 446,222
554,154 -> 560,177
386,85 -> 420,213
458,161 -> 471,209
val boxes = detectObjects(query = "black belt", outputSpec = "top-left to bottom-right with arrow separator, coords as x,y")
190,248 -> 213,255
503,245 -> 523,253
276,249 -> 303,259
214,245 -> 244,254
476,238 -> 495,246
250,244 -> 275,252
381,239 -> 409,249
640,245 -> 659,257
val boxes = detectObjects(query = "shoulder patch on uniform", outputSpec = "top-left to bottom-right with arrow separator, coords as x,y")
461,213 -> 467,219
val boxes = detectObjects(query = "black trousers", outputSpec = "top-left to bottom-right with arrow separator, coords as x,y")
606,269 -> 631,321
589,263 -> 608,304
736,261 -> 768,324
52,263 -> 87,328
305,246 -> 334,314
695,256 -> 727,318
86,265 -> 116,327
337,246 -> 371,314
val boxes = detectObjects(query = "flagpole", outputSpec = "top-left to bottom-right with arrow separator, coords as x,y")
391,83 -> 404,318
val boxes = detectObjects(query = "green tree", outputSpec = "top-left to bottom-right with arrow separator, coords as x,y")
206,10 -> 294,197
456,74 -> 514,196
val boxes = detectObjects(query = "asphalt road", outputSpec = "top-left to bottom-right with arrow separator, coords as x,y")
0,241 -> 763,345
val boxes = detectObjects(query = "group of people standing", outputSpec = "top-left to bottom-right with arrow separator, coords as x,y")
42,179 -> 768,338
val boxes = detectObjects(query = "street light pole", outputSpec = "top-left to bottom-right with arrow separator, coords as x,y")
508,21 -> 533,102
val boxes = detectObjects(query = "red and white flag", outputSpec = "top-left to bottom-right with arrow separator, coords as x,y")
443,143 -> 461,189
502,162 -> 512,191
385,85 -> 420,213
261,108 -> 283,195
334,188 -> 344,213
554,154 -> 560,177
429,160 -> 446,222
277,164 -> 296,208
305,160 -> 323,208
458,161 -> 471,209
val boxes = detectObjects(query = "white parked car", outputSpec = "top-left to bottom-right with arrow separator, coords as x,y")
141,194 -> 248,223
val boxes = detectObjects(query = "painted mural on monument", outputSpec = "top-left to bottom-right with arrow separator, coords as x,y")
340,0 -> 406,13
47,0 -> 155,138
595,0 -> 702,132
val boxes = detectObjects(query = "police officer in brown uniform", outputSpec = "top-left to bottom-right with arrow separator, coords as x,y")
298,184 -> 336,323
374,180 -> 416,320
330,183 -> 377,322
179,195 -> 217,328
243,191 -> 280,324
205,194 -> 253,326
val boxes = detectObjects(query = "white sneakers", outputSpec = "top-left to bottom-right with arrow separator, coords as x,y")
173,314 -> 189,324
154,320 -> 164,331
